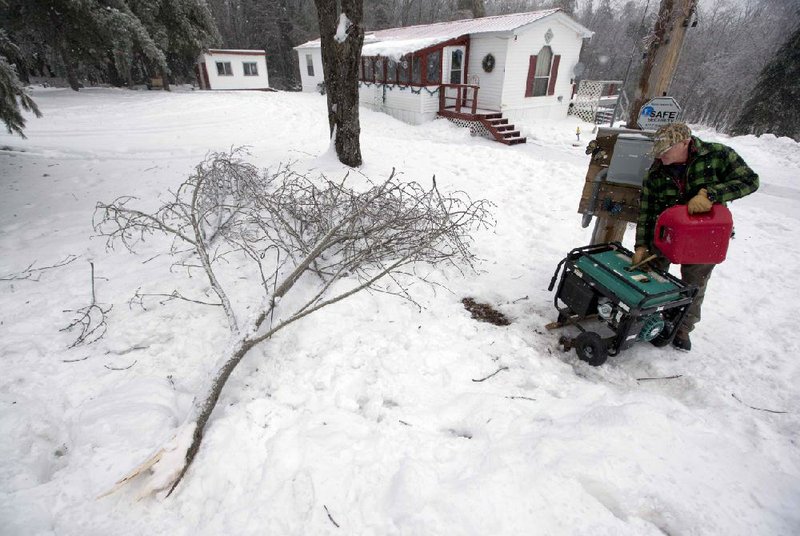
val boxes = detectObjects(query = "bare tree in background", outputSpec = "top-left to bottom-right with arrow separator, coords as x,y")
95,149 -> 492,497
453,0 -> 486,19
314,0 -> 365,167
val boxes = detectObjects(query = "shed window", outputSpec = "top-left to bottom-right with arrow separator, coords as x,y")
411,55 -> 421,84
426,50 -> 441,84
364,57 -> 374,81
216,62 -> 233,76
398,56 -> 410,83
243,62 -> 258,76
306,54 -> 314,77
386,59 -> 397,83
375,57 -> 384,83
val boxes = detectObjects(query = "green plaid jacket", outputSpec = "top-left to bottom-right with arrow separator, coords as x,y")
635,136 -> 759,249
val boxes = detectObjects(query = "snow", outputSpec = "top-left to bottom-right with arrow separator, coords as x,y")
335,13 -> 352,44
1,86 -> 799,535
362,38 -> 453,61
297,9 -> 585,52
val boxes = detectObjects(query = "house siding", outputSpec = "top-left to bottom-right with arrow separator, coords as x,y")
359,83 -> 438,125
466,34 -> 510,111
501,16 -> 584,121
201,52 -> 269,90
297,48 -> 324,92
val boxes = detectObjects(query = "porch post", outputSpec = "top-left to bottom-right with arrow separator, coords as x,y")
471,86 -> 478,114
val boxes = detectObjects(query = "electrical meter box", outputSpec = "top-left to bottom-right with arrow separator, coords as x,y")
605,133 -> 654,186
579,128 -> 656,225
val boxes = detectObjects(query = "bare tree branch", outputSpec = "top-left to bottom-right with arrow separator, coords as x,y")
95,148 -> 493,498
1,254 -> 79,282
61,262 -> 112,348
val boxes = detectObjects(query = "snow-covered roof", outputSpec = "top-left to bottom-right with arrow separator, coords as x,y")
205,49 -> 267,55
295,9 -> 593,58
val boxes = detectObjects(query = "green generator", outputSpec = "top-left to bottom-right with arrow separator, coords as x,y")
548,243 -> 697,366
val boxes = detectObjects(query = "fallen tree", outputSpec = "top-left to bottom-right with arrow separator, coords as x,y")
95,149 -> 492,497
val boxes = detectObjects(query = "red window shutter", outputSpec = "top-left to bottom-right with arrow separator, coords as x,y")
525,55 -> 538,97
547,55 -> 561,96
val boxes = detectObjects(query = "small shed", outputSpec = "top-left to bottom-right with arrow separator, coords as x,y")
195,49 -> 270,90
294,9 -> 592,144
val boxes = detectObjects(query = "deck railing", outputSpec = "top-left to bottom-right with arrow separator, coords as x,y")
439,84 -> 479,115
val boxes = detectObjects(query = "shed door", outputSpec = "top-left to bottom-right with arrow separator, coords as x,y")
445,46 -> 466,85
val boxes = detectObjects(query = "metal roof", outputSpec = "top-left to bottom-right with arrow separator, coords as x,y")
295,9 -> 593,51
205,49 -> 267,55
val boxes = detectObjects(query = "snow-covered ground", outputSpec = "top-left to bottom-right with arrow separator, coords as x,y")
1,87 -> 798,535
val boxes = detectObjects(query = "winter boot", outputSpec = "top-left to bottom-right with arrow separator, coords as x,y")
672,332 -> 692,352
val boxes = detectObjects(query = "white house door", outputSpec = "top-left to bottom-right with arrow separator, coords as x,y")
445,46 -> 466,85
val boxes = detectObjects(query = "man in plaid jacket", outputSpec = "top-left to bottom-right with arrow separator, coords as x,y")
632,122 -> 759,351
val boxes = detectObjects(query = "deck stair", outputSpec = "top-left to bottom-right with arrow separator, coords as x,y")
479,112 -> 527,145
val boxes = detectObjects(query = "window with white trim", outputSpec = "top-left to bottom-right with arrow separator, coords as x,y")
532,46 -> 552,97
243,62 -> 258,76
216,62 -> 233,76
306,54 -> 314,77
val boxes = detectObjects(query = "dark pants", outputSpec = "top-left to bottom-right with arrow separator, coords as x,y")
652,257 -> 715,337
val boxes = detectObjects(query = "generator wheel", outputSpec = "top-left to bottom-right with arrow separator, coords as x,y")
650,332 -> 672,347
650,321 -> 676,347
575,332 -> 608,366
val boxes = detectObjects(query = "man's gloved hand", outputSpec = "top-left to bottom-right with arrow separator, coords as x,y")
688,188 -> 713,214
631,246 -> 649,266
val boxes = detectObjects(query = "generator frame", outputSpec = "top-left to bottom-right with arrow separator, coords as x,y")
548,242 -> 698,366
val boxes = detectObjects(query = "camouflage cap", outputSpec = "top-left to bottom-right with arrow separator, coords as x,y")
650,122 -> 691,156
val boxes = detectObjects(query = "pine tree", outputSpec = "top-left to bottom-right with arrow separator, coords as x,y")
0,0 -> 219,90
0,31 -> 41,137
731,21 -> 800,141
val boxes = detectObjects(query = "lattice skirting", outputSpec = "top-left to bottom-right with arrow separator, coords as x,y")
441,117 -> 493,139
571,80 -> 604,123
571,80 -> 621,124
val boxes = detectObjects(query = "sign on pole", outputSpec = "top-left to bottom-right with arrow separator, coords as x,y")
637,97 -> 682,130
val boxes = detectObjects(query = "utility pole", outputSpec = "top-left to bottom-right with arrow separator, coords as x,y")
626,0 -> 698,129
585,0 -> 697,247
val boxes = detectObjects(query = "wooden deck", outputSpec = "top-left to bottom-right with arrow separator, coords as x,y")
437,84 -> 526,145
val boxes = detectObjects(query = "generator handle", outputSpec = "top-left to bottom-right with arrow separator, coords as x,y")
549,242 -> 623,291
548,256 -> 569,291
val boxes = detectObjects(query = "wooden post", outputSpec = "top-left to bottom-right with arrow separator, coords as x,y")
590,216 -> 628,245
627,0 -> 697,128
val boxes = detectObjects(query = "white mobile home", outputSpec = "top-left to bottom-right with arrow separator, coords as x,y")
195,49 -> 270,90
294,9 -> 592,144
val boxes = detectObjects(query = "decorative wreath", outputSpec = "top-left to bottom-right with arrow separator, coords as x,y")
482,53 -> 495,73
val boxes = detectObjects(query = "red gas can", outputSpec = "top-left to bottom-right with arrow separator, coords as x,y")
654,204 -> 733,264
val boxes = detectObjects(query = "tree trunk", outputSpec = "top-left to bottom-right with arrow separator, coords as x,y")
58,42 -> 81,91
314,0 -> 364,167
626,0 -> 697,128
167,337 -> 257,495
125,62 -> 134,89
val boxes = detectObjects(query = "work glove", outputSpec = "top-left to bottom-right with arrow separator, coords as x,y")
687,188 -> 713,214
631,246 -> 649,267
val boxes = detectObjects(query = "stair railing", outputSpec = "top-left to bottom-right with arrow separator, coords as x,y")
439,84 -> 479,115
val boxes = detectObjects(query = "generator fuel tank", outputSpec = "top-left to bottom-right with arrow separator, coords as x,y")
654,204 -> 733,264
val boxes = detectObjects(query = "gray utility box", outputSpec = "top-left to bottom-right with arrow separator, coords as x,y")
606,133 -> 654,186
